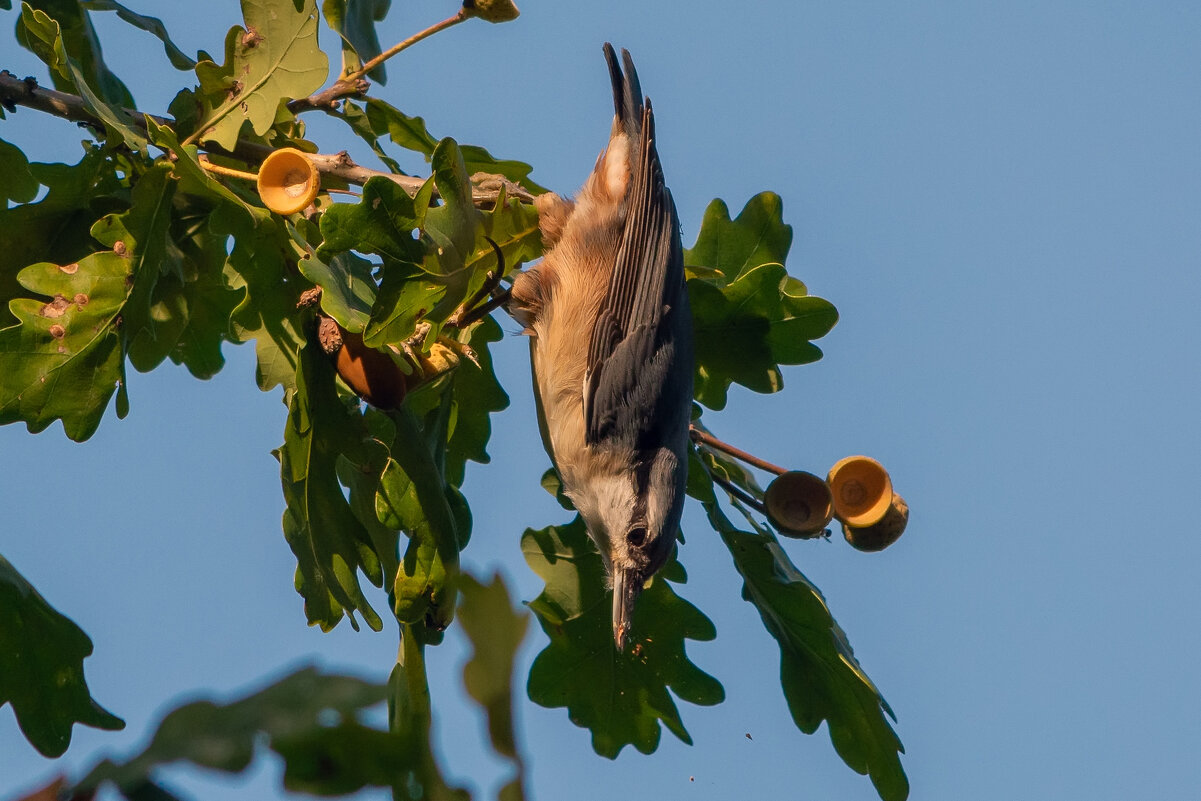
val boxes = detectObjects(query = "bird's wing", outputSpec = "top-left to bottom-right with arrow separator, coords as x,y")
583,49 -> 689,448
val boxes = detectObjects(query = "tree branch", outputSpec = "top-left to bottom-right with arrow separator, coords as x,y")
0,70 -> 535,207
689,424 -> 788,476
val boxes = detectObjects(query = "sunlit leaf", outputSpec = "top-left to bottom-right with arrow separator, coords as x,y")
689,262 -> 837,410
684,192 -> 794,284
190,0 -> 328,150
524,517 -> 723,757
298,250 -> 377,332
365,98 -> 547,193
442,315 -> 508,486
0,554 -> 123,757
318,175 -> 430,265
0,165 -> 182,440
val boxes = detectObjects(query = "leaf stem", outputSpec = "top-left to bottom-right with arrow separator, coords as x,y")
197,155 -> 258,182
689,425 -> 787,476
709,471 -> 769,514
345,9 -> 469,83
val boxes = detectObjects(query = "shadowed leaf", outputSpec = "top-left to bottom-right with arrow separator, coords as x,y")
73,666 -> 407,798
699,497 -> 908,801
524,517 -> 723,758
0,555 -> 123,757
279,341 -> 384,632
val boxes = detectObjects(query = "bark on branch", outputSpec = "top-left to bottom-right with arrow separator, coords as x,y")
0,70 -> 535,207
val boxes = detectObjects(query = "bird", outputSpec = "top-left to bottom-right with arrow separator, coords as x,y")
510,44 -> 692,650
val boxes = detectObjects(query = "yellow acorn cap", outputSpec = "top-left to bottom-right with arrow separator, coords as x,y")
842,494 -> 909,552
827,455 -> 893,528
764,471 -> 834,538
256,148 -> 319,215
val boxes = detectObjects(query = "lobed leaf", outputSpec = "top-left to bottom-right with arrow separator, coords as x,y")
700,498 -> 908,801
0,149 -> 122,327
190,0 -> 328,150
73,666 -> 401,798
458,572 -> 529,799
0,554 -> 123,757
684,192 -> 794,285
689,261 -> 838,410
523,517 -> 723,758
16,0 -> 134,107
279,340 -> 384,632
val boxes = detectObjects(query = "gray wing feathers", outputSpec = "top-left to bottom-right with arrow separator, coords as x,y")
584,48 -> 689,448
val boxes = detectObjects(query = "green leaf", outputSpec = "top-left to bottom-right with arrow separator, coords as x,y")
523,517 -> 723,758
318,175 -> 430,266
0,249 -> 128,441
0,554 -> 123,757
73,666 -> 406,797
684,192 -> 794,284
689,262 -> 838,410
298,251 -> 377,332
322,0 -> 390,82
458,572 -> 529,799
365,99 -> 547,193
17,0 -> 134,107
18,3 -> 147,150
378,407 -> 462,630
364,263 -> 444,347
442,315 -> 509,486
126,209 -> 241,379
0,138 -> 39,204
190,0 -> 328,150
217,206 -> 306,393
279,341 -> 384,632
0,148 -> 123,327
701,499 -> 908,801
80,0 -> 197,70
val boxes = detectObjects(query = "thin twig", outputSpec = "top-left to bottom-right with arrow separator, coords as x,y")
710,472 -> 768,515
347,9 -> 469,83
689,425 -> 787,476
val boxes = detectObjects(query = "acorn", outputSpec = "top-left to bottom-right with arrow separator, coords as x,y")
256,148 -> 319,215
764,471 -> 834,538
827,455 -> 893,528
842,495 -> 908,552
318,316 -> 406,409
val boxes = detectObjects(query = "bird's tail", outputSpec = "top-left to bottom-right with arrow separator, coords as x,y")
603,43 -> 645,144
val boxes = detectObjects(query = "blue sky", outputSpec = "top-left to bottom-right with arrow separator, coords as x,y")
4,2 -> 1201,799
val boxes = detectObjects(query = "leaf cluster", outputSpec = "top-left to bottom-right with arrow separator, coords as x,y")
0,1 -> 906,799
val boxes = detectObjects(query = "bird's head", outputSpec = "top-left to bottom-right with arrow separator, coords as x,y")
570,448 -> 685,650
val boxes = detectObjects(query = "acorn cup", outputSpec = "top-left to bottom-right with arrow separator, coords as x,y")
764,471 -> 834,538
827,455 -> 893,528
842,495 -> 908,552
256,148 -> 320,215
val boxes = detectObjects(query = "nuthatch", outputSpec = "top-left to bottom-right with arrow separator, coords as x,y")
511,44 -> 692,650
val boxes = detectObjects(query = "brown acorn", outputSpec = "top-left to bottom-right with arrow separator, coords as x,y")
318,316 -> 406,409
842,495 -> 909,552
764,471 -> 834,538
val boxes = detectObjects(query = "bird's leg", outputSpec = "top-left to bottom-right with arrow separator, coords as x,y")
448,239 -> 509,329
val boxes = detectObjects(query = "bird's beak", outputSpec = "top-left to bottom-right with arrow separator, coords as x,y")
611,567 -> 640,651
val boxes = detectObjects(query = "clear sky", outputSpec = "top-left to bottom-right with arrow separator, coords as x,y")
4,2 -> 1201,800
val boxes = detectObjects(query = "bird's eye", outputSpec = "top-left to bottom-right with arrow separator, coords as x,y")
627,526 -> 647,547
